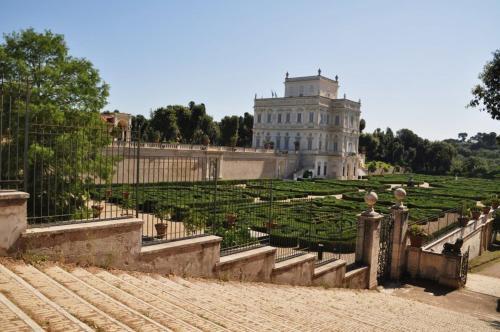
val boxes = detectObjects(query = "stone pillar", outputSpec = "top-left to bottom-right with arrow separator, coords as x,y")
0,191 -> 29,255
390,188 -> 409,281
355,191 -> 383,289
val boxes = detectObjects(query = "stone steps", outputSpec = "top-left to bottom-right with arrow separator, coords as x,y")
0,258 -> 495,331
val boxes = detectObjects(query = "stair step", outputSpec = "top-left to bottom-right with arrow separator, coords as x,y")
70,267 -> 196,331
93,269 -> 229,332
0,292 -> 42,332
41,265 -> 166,331
6,262 -> 131,332
0,264 -> 89,332
217,246 -> 276,267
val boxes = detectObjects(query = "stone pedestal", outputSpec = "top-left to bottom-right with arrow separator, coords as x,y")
0,191 -> 29,255
390,206 -> 409,280
355,211 -> 383,289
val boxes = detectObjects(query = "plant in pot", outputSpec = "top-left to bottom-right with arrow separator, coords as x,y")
122,190 -> 130,200
481,199 -> 492,215
470,206 -> 481,220
458,202 -> 470,227
264,214 -> 278,230
491,196 -> 499,210
153,208 -> 171,239
408,225 -> 427,247
224,212 -> 238,228
91,192 -> 104,218
171,206 -> 189,222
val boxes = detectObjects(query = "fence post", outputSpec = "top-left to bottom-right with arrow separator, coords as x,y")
355,191 -> 383,289
135,129 -> 141,219
389,188 -> 409,281
23,78 -> 30,193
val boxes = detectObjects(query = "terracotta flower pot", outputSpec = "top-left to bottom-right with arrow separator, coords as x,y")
154,223 -> 167,239
482,207 -> 491,215
265,220 -> 278,229
458,216 -> 469,227
225,214 -> 237,228
91,205 -> 103,218
122,191 -> 130,199
105,189 -> 112,197
492,202 -> 499,209
471,211 -> 481,220
409,234 -> 424,247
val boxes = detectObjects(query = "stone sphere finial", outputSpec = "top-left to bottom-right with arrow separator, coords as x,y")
394,187 -> 406,208
364,191 -> 378,214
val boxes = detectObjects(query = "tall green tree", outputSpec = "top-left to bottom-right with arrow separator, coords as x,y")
0,28 -> 111,220
469,49 -> 500,120
219,115 -> 239,147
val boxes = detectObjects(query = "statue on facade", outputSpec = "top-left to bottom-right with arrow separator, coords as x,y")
285,72 -> 289,79
335,75 -> 338,81
318,68 -> 322,76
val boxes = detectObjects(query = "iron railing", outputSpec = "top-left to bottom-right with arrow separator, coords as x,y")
410,208 -> 460,245
1,77 -> 357,262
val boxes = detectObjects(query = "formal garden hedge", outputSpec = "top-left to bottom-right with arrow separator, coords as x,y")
91,173 -> 499,251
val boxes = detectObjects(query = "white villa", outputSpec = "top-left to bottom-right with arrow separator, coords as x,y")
252,70 -> 364,179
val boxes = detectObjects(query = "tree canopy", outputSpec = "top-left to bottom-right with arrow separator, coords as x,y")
469,49 -> 500,120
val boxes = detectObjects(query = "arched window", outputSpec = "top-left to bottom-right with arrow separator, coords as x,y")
319,134 -> 323,151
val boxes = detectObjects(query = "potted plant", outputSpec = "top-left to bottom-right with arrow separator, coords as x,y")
458,202 -> 470,227
105,187 -> 113,198
122,190 -> 130,200
154,208 -> 171,239
171,206 -> 189,222
264,215 -> 278,230
408,225 -> 427,247
481,199 -> 492,215
225,212 -> 238,228
183,212 -> 206,235
491,196 -> 499,209
470,206 -> 481,220
91,203 -> 104,218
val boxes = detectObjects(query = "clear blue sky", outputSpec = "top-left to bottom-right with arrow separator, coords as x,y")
1,0 -> 499,140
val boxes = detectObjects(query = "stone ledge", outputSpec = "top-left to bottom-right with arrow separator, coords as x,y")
0,191 -> 30,201
272,254 -> 316,274
217,246 -> 276,268
313,259 -> 346,278
23,218 -> 144,237
344,265 -> 368,278
140,235 -> 222,256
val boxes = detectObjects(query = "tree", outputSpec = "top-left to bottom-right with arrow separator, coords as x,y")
458,132 -> 468,142
150,106 -> 179,142
219,116 -> 239,146
469,49 -> 500,120
359,118 -> 366,132
0,28 -> 111,221
238,112 -> 254,147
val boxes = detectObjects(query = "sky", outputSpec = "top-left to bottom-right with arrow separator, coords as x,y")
1,0 -> 499,140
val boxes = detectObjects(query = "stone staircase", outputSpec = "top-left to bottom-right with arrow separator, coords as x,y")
0,258 -> 494,331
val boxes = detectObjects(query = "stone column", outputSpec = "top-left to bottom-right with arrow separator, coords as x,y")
0,191 -> 29,255
390,187 -> 409,281
355,191 -> 383,289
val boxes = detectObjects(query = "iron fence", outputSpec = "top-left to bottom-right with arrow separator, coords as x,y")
1,77 -> 358,262
410,208 -> 460,245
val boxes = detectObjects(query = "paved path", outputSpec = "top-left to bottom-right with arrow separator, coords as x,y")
0,258 -> 496,331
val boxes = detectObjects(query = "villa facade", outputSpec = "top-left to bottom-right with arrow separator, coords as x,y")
252,70 -> 363,179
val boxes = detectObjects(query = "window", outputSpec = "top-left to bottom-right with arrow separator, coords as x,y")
299,85 -> 304,96
307,136 -> 313,150
257,114 -> 261,123
256,137 -> 261,147
309,85 -> 314,93
277,113 -> 282,123
309,112 -> 314,123
297,113 -> 302,123
286,113 -> 290,123
267,113 -> 271,123
323,163 -> 327,176
335,115 -> 340,125
317,164 -> 321,176
284,135 -> 290,150
325,139 -> 328,151
276,136 -> 281,149
333,141 -> 338,152
327,114 -> 330,124
350,116 -> 354,128
319,138 -> 322,150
